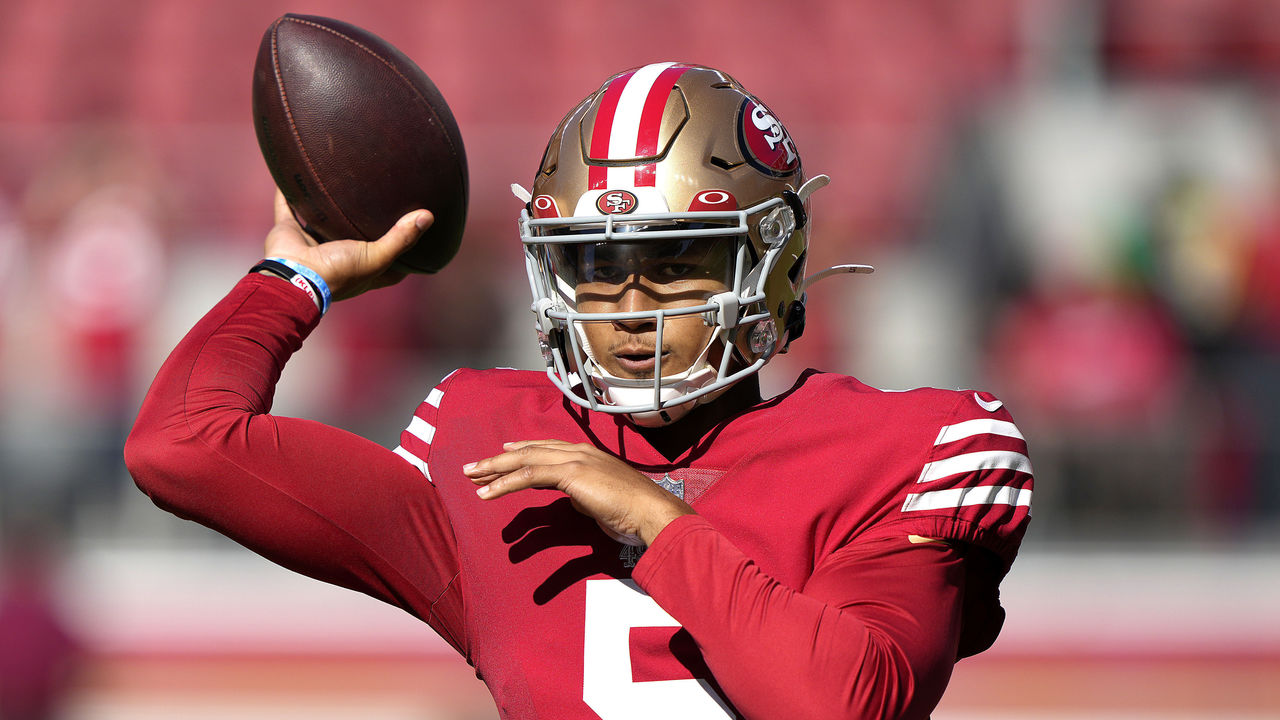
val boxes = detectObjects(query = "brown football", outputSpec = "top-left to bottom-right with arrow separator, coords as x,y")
252,14 -> 467,273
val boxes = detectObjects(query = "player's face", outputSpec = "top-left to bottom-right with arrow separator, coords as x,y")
565,237 -> 733,380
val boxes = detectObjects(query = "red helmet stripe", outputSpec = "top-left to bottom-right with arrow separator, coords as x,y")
587,70 -> 635,190
633,64 -> 690,187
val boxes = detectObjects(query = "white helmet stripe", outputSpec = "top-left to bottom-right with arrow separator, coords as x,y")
586,62 -> 690,191
609,63 -> 675,159
608,62 -> 674,188
634,64 -> 692,187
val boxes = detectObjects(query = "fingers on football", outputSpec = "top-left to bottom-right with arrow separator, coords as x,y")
366,209 -> 432,269
266,190 -> 322,255
273,189 -> 292,224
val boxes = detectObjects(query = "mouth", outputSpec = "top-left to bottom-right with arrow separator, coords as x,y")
610,346 -> 667,377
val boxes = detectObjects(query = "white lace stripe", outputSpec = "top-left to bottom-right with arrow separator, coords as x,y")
407,416 -> 436,445
934,418 -> 1024,446
902,485 -> 1033,513
917,450 -> 1032,484
393,445 -> 432,483
426,388 -> 444,408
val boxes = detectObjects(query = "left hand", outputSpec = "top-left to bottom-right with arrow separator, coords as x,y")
463,440 -> 694,547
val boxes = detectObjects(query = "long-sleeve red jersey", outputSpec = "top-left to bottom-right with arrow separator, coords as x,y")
125,274 -> 1032,719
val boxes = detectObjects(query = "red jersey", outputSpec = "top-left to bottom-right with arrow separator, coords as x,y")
126,275 -> 1033,720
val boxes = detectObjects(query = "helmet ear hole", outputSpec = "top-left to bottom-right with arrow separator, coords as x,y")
787,249 -> 807,285
782,300 -> 806,349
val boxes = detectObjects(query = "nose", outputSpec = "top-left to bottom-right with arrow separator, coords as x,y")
612,279 -> 659,332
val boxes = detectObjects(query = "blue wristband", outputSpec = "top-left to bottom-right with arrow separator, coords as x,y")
251,258 -> 331,315
265,257 -> 332,315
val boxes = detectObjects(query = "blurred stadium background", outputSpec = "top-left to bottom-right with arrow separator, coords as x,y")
1,0 -> 1278,717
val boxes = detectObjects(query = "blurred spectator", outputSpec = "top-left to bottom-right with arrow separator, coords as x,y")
1143,172 -> 1280,533
987,282 -> 1192,535
989,284 -> 1187,434
0,194 -> 33,522
45,182 -> 166,418
1243,200 -> 1280,347
0,521 -> 82,720
0,194 -> 27,405
0,196 -> 25,348
12,127 -> 169,527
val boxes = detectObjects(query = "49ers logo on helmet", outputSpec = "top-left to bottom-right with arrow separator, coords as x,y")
596,189 -> 638,215
737,98 -> 800,177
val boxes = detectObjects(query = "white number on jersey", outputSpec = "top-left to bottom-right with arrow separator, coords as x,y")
582,579 -> 734,719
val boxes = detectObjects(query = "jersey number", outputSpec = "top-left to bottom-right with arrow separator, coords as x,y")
583,579 -> 733,719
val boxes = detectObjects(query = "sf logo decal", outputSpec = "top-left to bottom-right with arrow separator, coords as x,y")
737,98 -> 800,178
751,105 -> 797,165
597,189 -> 639,215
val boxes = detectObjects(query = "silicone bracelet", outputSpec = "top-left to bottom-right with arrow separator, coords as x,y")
250,258 -> 331,315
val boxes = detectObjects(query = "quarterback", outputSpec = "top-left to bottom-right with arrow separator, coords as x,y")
126,63 -> 1032,719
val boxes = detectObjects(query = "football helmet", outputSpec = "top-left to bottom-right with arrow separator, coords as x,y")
517,62 -> 870,425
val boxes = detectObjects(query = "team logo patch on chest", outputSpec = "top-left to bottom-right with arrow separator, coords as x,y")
619,472 -> 706,568
654,473 -> 684,499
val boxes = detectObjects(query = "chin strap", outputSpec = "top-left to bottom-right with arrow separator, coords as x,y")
611,366 -> 717,427
595,356 -> 720,427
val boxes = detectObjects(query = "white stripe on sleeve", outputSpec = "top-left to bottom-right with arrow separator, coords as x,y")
917,450 -> 1032,484
902,485 -> 1033,513
407,416 -> 436,445
934,418 -> 1024,446
393,445 -> 433,483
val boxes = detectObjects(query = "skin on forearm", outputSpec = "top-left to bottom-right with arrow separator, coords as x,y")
638,500 -> 694,546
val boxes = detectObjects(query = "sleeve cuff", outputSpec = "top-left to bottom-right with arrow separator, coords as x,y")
632,513 -> 716,588
243,271 -> 324,329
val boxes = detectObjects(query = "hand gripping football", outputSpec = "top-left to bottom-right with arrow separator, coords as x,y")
252,14 -> 468,273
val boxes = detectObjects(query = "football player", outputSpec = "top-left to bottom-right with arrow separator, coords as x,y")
126,63 -> 1032,719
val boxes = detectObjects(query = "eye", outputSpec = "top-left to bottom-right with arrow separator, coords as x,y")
653,262 -> 698,280
585,263 -> 628,285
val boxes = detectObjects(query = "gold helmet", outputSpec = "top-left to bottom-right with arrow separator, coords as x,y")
517,62 -> 868,424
